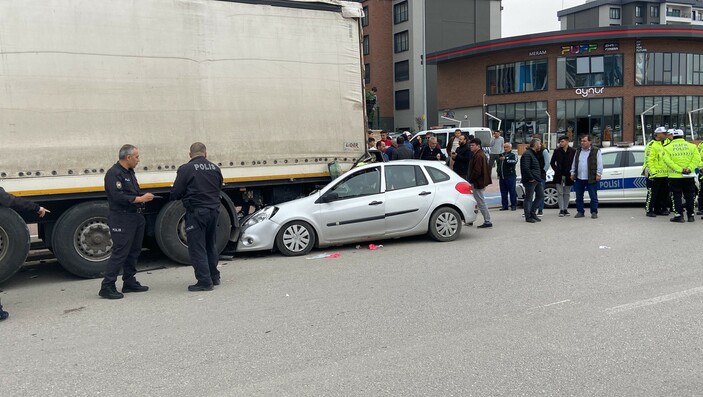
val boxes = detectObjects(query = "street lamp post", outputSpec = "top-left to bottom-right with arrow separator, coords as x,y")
688,107 -> 703,140
640,103 -> 659,144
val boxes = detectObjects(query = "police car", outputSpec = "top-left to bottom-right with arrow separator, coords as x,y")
517,144 -> 647,208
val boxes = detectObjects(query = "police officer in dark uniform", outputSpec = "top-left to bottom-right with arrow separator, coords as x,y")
0,187 -> 49,319
170,142 -> 223,291
99,144 -> 154,299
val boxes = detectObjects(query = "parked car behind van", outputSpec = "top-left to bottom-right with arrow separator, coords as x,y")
410,127 -> 493,156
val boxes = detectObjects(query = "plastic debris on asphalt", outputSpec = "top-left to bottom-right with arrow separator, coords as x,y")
599,246 -> 611,249
306,252 -> 341,259
306,253 -> 330,259
368,244 -> 383,250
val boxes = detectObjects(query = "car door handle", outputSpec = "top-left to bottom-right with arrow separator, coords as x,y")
368,201 -> 383,206
419,191 -> 432,196
610,171 -> 623,175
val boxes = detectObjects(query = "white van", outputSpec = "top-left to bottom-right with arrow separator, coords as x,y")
410,127 -> 493,156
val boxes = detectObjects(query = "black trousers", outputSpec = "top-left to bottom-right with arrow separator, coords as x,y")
523,180 -> 544,219
651,177 -> 670,213
186,207 -> 220,286
102,212 -> 145,287
646,177 -> 669,213
669,177 -> 696,217
698,174 -> 703,211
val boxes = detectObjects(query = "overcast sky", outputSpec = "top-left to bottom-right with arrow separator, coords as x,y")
501,0 -> 585,38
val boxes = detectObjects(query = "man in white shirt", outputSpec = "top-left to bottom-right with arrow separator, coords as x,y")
570,135 -> 603,219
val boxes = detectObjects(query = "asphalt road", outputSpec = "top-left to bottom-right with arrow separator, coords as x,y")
1,206 -> 702,396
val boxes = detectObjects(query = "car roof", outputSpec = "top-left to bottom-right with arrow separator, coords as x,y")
600,145 -> 645,153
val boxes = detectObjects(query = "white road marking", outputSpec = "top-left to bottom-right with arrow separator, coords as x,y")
543,299 -> 571,307
527,299 -> 571,311
604,286 -> 703,314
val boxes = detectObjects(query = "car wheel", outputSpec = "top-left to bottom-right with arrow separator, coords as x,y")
275,221 -> 316,256
0,208 -> 30,284
429,207 -> 462,242
52,201 -> 111,278
544,183 -> 559,209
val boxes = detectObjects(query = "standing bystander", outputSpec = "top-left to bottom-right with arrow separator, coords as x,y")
496,143 -> 518,211
452,134 -> 471,180
391,136 -> 413,160
570,135 -> 603,219
469,138 -> 493,228
446,129 -> 463,168
550,136 -> 576,216
520,139 -> 544,223
488,131 -> 504,173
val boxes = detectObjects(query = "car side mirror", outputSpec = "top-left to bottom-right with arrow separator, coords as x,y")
320,192 -> 338,203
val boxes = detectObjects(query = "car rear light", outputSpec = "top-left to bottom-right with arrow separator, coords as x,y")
455,182 -> 472,194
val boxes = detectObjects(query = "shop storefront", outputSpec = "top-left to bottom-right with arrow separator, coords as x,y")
427,26 -> 703,147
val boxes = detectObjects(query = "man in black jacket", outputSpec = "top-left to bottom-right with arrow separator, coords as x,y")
171,142 -> 224,291
520,138 -> 544,223
451,135 -> 472,180
550,135 -> 576,216
419,137 -> 447,162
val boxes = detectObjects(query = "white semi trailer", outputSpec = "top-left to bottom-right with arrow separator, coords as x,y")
0,0 -> 366,283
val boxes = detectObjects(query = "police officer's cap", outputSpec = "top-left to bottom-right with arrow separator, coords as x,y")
654,126 -> 667,134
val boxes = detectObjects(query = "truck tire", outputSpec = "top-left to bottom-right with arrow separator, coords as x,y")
155,201 -> 231,265
0,208 -> 31,284
52,201 -> 111,278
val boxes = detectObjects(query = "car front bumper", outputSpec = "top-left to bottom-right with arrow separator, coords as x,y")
236,218 -> 279,252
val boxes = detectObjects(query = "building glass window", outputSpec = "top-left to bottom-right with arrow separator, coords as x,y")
556,54 -> 623,88
651,5 -> 659,18
486,101 -> 548,144
636,5 -> 642,18
361,6 -> 368,27
363,35 -> 369,55
364,63 -> 370,84
395,60 -> 409,82
486,59 -> 547,95
556,98 -> 623,144
635,96 -> 703,141
395,89 -> 410,110
394,1 -> 408,24
394,31 -> 409,53
609,8 -> 621,19
635,52 -> 703,86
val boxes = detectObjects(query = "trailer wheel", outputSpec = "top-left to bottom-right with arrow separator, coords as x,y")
155,201 -> 231,265
0,208 -> 30,284
52,201 -> 111,278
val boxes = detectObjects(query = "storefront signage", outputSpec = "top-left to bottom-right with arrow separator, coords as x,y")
528,49 -> 547,57
575,87 -> 604,98
561,43 -> 598,55
636,40 -> 647,53
604,43 -> 619,51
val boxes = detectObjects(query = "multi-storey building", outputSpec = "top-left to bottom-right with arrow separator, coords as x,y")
361,0 -> 501,132
558,0 -> 703,29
